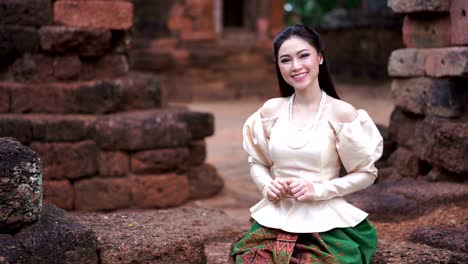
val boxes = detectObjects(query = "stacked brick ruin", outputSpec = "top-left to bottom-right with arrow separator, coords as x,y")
387,0 -> 467,181
0,0 -> 222,211
131,0 -> 284,101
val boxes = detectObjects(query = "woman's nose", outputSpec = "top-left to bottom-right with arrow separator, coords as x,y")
292,58 -> 301,70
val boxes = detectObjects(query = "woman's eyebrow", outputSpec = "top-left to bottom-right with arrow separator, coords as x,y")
279,49 -> 310,59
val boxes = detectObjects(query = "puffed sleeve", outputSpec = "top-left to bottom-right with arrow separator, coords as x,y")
313,110 -> 383,201
243,109 -> 278,197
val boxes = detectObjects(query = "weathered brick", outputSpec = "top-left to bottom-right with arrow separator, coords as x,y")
28,114 -> 96,142
403,15 -> 451,48
451,0 -> 468,45
11,54 -> 81,82
130,174 -> 190,208
188,140 -> 206,166
0,115 -> 33,144
11,54 -> 128,83
425,47 -> 468,77
391,77 -> 464,117
131,148 -> 189,174
38,26 -> 112,56
177,111 -> 215,140
0,0 -> 53,26
98,151 -> 129,177
389,147 -> 425,178
9,80 -> 123,114
388,49 -> 427,77
388,0 -> 450,13
30,140 -> 97,180
187,164 -> 223,200
415,116 -> 468,174
54,1 -> 133,30
0,84 -> 10,112
96,110 -> 191,151
388,107 -> 422,149
42,180 -> 74,210
0,26 -> 39,66
75,177 -> 130,211
117,72 -> 164,111
80,55 -> 129,80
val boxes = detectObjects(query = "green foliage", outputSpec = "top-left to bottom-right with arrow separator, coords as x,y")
285,0 -> 361,26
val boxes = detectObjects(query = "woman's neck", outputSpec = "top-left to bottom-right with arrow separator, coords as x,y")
293,81 -> 322,107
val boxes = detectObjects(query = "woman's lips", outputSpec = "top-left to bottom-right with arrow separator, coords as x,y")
291,72 -> 308,81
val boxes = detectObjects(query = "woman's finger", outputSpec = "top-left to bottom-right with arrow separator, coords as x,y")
272,181 -> 286,196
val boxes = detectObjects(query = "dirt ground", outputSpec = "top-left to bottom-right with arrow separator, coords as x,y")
185,81 -> 395,223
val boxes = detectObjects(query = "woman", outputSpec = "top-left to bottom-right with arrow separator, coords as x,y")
231,25 -> 383,263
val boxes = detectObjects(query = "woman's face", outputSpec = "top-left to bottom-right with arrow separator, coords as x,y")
277,36 -> 322,92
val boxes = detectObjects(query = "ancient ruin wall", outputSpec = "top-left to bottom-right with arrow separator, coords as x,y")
131,0 -> 284,102
0,0 -> 223,211
387,0 -> 468,181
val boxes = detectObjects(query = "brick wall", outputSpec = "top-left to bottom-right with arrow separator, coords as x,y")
0,0 -> 223,211
387,0 -> 468,181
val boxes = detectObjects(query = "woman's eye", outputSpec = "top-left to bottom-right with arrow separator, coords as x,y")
300,54 -> 310,59
280,58 -> 290,63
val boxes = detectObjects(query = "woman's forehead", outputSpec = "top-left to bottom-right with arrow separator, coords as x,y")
278,36 -> 316,56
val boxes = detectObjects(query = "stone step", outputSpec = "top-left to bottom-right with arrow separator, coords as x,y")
0,72 -> 163,114
348,179 -> 468,221
205,242 -> 233,264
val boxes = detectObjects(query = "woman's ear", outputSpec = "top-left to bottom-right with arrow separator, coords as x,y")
319,53 -> 324,65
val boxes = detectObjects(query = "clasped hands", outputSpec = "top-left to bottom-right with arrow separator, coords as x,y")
265,178 -> 315,202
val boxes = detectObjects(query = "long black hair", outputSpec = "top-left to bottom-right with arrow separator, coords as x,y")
273,24 -> 339,99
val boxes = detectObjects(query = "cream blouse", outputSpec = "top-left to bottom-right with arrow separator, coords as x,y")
243,102 -> 383,233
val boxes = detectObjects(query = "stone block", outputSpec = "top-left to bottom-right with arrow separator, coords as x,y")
0,138 -> 42,232
131,148 -> 189,174
38,26 -> 112,56
403,15 -> 451,48
0,84 -> 9,112
388,49 -> 427,77
451,0 -> 468,45
388,107 -> 422,149
409,227 -> 468,253
388,147 -> 424,178
189,140 -> 206,166
388,0 -> 450,13
425,47 -> 468,77
0,26 -> 39,66
0,0 -> 53,26
391,77 -> 464,117
54,1 -> 133,30
80,55 -> 129,80
177,110 -> 215,140
1,205 -> 99,264
0,115 -> 33,144
415,116 -> 468,174
30,140 -> 97,180
96,110 -> 191,151
75,178 -> 130,211
98,151 -> 129,177
117,72 -> 164,111
28,114 -> 96,142
187,164 -> 223,200
9,80 -> 123,114
130,174 -> 190,208
42,180 -> 74,210
11,54 -> 81,82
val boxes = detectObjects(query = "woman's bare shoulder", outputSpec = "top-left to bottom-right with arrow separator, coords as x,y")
260,97 -> 289,118
327,97 -> 358,123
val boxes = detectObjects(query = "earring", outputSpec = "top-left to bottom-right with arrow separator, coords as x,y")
319,60 -> 323,65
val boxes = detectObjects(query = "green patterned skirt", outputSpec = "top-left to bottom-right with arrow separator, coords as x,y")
231,219 -> 377,264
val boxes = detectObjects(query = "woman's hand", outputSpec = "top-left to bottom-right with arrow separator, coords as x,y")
265,178 -> 289,202
288,179 -> 315,201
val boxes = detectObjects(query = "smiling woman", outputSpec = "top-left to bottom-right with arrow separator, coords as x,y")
231,25 -> 383,264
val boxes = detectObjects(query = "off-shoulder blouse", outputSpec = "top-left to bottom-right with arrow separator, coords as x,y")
242,100 -> 383,233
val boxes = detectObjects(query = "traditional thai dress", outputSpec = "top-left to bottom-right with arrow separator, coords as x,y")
231,92 -> 384,263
